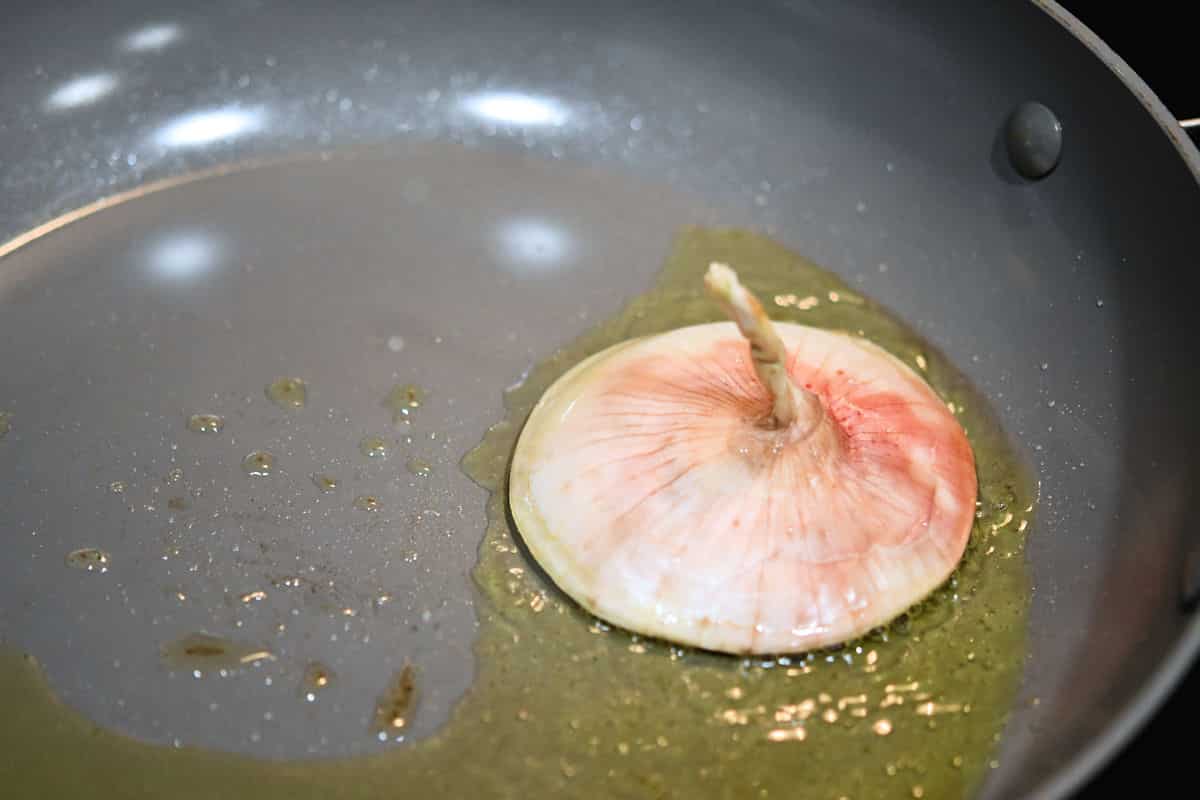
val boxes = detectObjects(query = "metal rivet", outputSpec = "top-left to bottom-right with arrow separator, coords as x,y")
1005,101 -> 1063,180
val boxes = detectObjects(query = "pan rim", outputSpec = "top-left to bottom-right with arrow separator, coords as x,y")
1036,1 -> 1200,184
1023,4 -> 1200,798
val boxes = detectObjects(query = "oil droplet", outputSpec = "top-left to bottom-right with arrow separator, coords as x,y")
165,467 -> 184,484
161,633 -> 276,670
884,682 -> 920,693
186,413 -> 225,434
371,663 -> 416,736
915,701 -> 963,716
836,693 -> 867,711
266,377 -> 308,409
109,480 -> 127,494
383,383 -> 425,424
0,411 -> 11,439
773,294 -> 821,310
312,473 -> 339,492
872,719 -> 894,736
242,450 -> 276,477
766,727 -> 807,742
65,548 -> 110,573
239,590 -> 267,604
719,709 -> 749,726
301,662 -> 334,700
359,436 -> 391,460
406,457 -> 433,477
353,495 -> 381,512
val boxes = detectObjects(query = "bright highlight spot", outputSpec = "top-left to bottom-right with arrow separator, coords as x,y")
461,91 -> 568,127
495,218 -> 574,276
144,230 -> 224,282
45,73 -> 119,111
153,106 -> 266,148
122,23 -> 182,52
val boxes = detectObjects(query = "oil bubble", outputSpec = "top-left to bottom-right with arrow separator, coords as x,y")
266,377 -> 307,409
242,450 -> 276,477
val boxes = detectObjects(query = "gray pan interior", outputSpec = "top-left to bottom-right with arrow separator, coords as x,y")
2,1 -> 1199,797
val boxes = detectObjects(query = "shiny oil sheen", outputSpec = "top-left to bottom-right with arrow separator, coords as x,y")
0,217 -> 1034,798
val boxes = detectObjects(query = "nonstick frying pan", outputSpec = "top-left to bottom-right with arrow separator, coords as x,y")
1,1 -> 1198,798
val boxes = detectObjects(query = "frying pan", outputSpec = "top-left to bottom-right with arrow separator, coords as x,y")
1,1 -> 1198,797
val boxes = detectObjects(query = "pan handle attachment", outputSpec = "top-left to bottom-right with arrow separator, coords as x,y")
1181,118 -> 1200,141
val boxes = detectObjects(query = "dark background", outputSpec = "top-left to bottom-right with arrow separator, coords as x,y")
1057,4 -> 1195,798
1060,4 -> 1194,120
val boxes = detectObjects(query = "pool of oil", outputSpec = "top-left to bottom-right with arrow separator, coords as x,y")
0,193 -> 1033,798
457,227 -> 1034,798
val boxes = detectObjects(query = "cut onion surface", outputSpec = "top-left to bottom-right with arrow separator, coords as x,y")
509,263 -> 977,654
